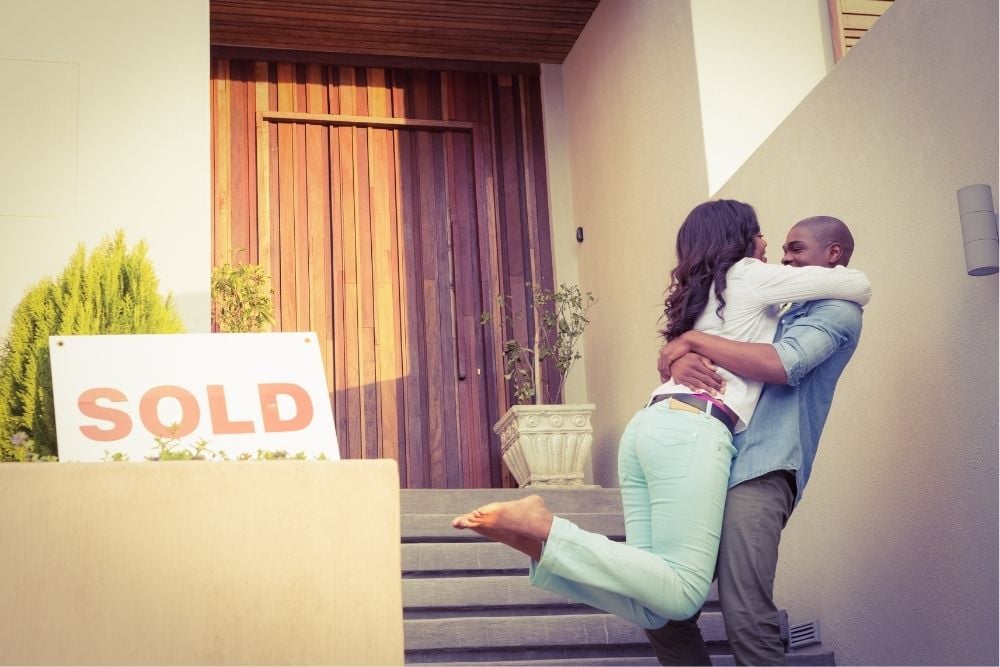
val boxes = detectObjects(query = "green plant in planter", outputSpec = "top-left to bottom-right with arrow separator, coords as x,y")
211,254 -> 274,333
147,425 -> 220,461
100,425 -> 331,462
485,283 -> 596,405
0,231 -> 183,460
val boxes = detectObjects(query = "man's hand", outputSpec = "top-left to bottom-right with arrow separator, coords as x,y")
658,337 -> 693,381
671,353 -> 725,395
659,330 -> 788,386
659,338 -> 726,394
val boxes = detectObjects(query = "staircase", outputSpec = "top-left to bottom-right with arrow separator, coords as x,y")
401,488 -> 835,666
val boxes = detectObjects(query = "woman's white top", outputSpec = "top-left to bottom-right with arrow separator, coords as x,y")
650,258 -> 871,432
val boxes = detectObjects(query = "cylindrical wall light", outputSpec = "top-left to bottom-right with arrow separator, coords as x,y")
956,184 -> 999,276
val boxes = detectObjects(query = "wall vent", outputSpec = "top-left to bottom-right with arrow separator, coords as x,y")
788,619 -> 822,649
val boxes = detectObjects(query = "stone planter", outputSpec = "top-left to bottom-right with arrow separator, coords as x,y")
494,403 -> 597,488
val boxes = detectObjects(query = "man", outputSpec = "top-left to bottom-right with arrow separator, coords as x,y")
645,215 -> 868,666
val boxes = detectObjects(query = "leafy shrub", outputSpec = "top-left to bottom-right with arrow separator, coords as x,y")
0,231 -> 183,459
486,283 -> 596,405
211,257 -> 274,333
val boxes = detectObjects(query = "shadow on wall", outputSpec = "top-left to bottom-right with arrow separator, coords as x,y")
328,375 -> 507,491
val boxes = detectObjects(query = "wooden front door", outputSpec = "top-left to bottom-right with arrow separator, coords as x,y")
212,59 -> 555,488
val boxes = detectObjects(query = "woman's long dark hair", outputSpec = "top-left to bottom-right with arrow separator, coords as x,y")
661,200 -> 761,341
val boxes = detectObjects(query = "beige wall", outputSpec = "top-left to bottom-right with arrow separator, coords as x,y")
690,0 -> 833,193
555,0 -> 997,664
0,0 -> 211,335
557,0 -> 710,486
0,460 -> 404,665
716,1 -> 998,664
540,64 -> 588,408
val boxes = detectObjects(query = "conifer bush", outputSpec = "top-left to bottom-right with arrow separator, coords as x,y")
0,231 -> 183,459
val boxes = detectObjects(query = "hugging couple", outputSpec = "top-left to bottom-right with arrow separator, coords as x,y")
453,199 -> 871,665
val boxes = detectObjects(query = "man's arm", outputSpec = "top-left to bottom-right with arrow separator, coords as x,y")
771,300 -> 862,386
660,331 -> 788,385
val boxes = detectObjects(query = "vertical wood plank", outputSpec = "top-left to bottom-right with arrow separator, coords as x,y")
450,131 -> 489,488
411,71 -> 445,487
276,63 -> 297,331
828,0 -> 847,62
351,69 -> 379,462
524,74 -> 559,400
292,65 -> 310,332
432,134 -> 462,488
268,66 -> 283,331
393,70 -> 429,488
489,74 -> 520,488
210,65 -> 219,332
228,61 -> 250,265
244,62 -> 259,266
458,75 -> 492,488
493,73 -> 532,410
338,66 -> 363,461
327,66 -> 348,457
305,64 -> 332,392
472,71 -> 508,487
214,60 -> 232,271
210,64 -> 219,328
254,61 -> 275,331
367,68 -> 403,471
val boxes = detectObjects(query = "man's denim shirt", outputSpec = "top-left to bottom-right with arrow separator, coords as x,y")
730,298 -> 864,506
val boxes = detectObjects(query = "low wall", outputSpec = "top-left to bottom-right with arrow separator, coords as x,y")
0,459 -> 402,666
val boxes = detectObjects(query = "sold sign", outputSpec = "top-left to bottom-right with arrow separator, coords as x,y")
50,333 -> 340,461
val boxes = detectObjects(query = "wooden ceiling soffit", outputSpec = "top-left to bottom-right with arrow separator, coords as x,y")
210,0 -> 601,65
828,0 -> 894,62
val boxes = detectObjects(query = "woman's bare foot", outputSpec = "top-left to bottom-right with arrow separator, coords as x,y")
467,525 -> 543,560
451,494 -> 553,543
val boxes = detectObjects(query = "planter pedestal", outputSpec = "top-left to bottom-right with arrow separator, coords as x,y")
494,403 -> 597,488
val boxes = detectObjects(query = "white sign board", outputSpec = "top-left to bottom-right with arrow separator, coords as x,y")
49,333 -> 340,462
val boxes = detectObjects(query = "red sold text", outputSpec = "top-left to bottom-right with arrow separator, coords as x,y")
77,383 -> 314,441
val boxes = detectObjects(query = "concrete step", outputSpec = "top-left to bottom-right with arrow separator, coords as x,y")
401,488 -> 625,515
410,655 -> 660,666
404,575 -> 720,611
410,649 -> 835,666
400,489 -> 827,667
404,613 -> 728,651
402,512 -> 625,541
402,541 -> 533,574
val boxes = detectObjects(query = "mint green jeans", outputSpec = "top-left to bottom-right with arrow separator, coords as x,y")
528,400 -> 737,628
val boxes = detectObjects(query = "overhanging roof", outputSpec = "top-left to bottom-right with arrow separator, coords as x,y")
210,0 -> 601,64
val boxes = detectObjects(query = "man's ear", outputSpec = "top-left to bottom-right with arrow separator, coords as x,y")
827,243 -> 844,265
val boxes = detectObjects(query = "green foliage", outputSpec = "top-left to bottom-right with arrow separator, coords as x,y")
211,256 -> 274,333
101,425 -> 327,462
486,283 -> 596,405
3,431 -> 56,462
148,426 -> 219,461
0,231 -> 184,460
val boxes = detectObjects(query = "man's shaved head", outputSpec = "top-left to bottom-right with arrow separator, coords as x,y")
781,216 -> 856,267
790,216 -> 855,266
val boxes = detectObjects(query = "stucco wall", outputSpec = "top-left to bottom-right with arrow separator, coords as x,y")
554,0 -> 997,664
540,64 -> 588,408
716,1 -> 998,664
690,0 -> 833,193
0,460 -> 403,665
557,0 -> 710,486
0,0 -> 211,335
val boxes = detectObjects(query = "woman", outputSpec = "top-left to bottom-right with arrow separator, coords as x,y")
452,200 -> 871,628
